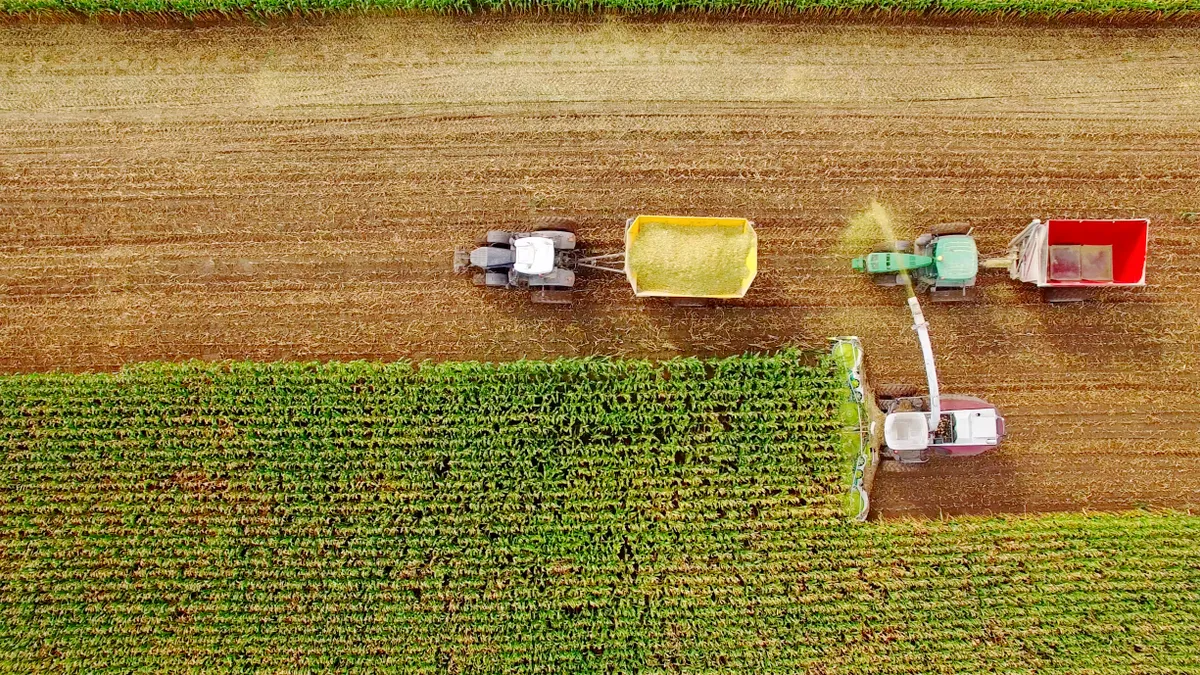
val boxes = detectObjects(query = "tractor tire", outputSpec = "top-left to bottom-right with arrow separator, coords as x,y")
871,240 -> 911,253
930,287 -> 977,303
483,231 -> 512,247
929,222 -> 971,236
1042,286 -> 1092,304
534,216 -> 579,234
875,383 -> 919,399
531,288 -> 573,305
472,273 -> 487,287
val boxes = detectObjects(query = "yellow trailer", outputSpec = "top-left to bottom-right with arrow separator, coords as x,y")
578,215 -> 758,301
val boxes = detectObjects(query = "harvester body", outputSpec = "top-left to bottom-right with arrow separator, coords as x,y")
872,296 -> 1005,464
878,394 -> 1005,464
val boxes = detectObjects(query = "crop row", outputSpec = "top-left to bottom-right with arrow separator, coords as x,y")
1,355 -> 1196,673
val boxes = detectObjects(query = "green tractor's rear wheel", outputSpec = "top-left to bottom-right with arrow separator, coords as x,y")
930,287 -> 977,303
872,240 -> 911,253
930,222 -> 971,236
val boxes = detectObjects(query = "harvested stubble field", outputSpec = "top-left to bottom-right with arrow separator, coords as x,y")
6,0 -> 1200,17
1,18 -> 1199,518
0,357 -> 1196,672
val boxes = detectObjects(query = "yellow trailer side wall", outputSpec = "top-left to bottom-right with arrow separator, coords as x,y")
625,215 -> 758,299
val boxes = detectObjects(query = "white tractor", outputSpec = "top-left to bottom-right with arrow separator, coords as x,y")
453,219 -> 581,305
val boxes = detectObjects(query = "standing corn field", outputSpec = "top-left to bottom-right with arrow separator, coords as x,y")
0,354 -> 1196,672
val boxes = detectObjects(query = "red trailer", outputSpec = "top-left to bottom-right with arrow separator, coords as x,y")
1000,218 -> 1149,302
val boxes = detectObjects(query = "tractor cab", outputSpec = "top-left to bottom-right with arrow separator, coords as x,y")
513,237 -> 556,276
929,235 -> 978,286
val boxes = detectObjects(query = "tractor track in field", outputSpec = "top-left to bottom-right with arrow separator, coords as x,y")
2,17 -> 1199,519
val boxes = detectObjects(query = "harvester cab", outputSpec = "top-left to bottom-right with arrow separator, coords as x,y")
883,411 -> 930,452
851,223 -> 980,302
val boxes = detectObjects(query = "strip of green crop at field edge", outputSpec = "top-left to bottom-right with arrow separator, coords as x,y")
2,0 -> 1199,15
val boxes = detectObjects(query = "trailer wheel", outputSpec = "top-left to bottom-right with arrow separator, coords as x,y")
875,383 -> 919,399
668,297 -> 711,308
534,216 -> 579,234
1042,287 -> 1092,303
930,222 -> 971,236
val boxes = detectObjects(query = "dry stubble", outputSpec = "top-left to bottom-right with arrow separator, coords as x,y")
1,17 -> 1198,517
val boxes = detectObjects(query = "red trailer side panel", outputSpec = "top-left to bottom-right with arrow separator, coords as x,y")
1045,219 -> 1148,285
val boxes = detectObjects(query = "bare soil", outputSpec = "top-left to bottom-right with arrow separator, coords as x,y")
1,17 -> 1198,518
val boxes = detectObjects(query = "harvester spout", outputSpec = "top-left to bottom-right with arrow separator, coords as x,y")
906,296 -> 941,433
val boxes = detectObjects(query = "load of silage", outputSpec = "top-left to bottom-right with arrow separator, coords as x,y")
627,221 -> 755,297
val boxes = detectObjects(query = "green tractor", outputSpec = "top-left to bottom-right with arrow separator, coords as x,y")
850,222 -> 979,302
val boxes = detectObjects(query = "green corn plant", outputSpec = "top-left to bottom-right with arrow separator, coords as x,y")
0,354 -> 1197,673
